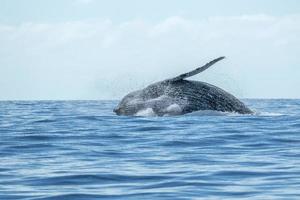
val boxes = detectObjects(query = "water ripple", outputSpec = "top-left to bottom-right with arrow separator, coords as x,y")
0,100 -> 300,199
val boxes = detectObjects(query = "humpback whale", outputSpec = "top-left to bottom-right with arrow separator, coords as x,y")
114,57 -> 252,116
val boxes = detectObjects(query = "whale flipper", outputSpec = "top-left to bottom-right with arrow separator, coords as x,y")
169,56 -> 225,82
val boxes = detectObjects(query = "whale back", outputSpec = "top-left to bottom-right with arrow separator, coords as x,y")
165,80 -> 251,114
140,80 -> 252,115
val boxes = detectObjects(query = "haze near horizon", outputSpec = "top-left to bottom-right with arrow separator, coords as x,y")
0,0 -> 299,100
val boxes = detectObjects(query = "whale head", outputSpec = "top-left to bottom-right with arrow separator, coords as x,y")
114,90 -> 145,115
113,84 -> 187,116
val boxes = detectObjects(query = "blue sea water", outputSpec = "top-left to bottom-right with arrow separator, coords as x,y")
0,99 -> 300,200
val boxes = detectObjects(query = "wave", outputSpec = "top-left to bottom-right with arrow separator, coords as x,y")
253,111 -> 285,117
134,108 -> 286,117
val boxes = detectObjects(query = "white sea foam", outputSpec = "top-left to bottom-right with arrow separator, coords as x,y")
135,108 -> 157,117
254,111 -> 284,117
163,104 -> 182,116
133,107 -> 284,117
186,110 -> 284,117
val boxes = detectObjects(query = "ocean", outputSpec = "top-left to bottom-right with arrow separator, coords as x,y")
0,99 -> 300,200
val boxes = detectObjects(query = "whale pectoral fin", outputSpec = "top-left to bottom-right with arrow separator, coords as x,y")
168,56 -> 225,82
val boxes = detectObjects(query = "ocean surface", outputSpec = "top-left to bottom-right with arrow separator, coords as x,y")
0,99 -> 300,200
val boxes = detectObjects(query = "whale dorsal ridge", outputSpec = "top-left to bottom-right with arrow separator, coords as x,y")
169,56 -> 225,82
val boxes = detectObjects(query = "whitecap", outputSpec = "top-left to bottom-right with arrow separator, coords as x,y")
135,108 -> 157,117
254,111 -> 285,117
163,104 -> 183,116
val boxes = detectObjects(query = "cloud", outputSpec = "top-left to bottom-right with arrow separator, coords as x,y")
0,15 -> 300,100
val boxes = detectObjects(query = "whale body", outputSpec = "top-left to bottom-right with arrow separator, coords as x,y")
114,57 -> 252,116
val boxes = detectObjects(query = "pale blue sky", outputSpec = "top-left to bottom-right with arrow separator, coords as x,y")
0,0 -> 300,99
1,0 -> 300,24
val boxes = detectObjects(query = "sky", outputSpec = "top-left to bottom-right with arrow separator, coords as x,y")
0,0 -> 300,100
